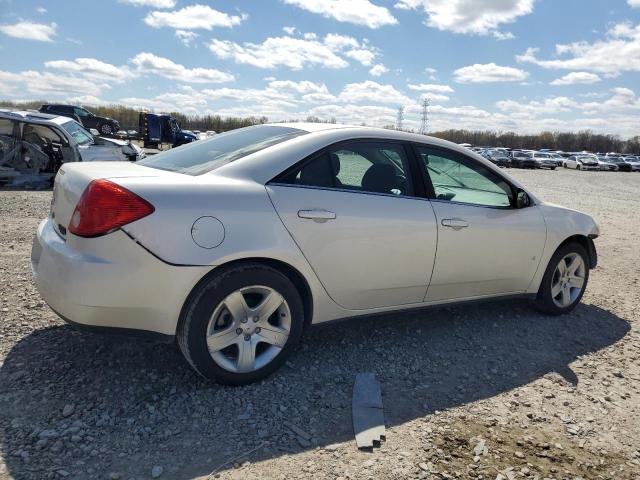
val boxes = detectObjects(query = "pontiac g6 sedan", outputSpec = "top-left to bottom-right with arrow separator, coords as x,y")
32,124 -> 599,385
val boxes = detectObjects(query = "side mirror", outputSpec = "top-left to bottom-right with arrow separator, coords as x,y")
516,189 -> 531,209
89,128 -> 100,136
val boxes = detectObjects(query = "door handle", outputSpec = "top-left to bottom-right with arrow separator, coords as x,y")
441,218 -> 469,229
298,209 -> 336,222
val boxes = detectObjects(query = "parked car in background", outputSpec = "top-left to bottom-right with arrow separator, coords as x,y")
482,148 -> 511,167
0,110 -> 143,186
603,156 -> 632,172
595,156 -> 619,171
563,155 -> 599,171
31,123 -> 599,384
549,152 -> 564,166
621,156 -> 640,171
511,150 -> 536,169
39,104 -> 121,136
532,152 -> 557,170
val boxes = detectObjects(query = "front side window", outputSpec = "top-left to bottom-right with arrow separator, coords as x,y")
277,141 -> 414,197
60,121 -> 93,146
74,107 -> 89,117
138,125 -> 307,175
417,147 -> 513,208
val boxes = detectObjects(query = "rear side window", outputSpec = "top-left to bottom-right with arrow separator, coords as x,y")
138,125 -> 306,175
276,141 -> 414,197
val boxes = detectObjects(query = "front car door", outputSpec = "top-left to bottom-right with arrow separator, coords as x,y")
267,140 -> 438,310
414,145 -> 547,302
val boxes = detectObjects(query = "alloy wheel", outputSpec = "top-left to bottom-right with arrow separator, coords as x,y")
206,286 -> 291,373
550,253 -> 586,308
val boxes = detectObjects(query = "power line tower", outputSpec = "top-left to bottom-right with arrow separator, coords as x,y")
419,97 -> 430,135
396,106 -> 404,131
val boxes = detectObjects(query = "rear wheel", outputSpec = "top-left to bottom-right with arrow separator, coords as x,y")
99,123 -> 113,135
534,242 -> 589,315
178,263 -> 304,385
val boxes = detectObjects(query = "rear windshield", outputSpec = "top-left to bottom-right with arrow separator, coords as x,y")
138,125 -> 307,175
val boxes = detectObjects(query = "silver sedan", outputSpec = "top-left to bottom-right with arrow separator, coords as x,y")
32,123 -> 599,384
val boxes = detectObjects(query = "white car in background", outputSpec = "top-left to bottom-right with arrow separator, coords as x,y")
32,123 -> 599,384
0,110 -> 144,185
595,156 -> 618,171
563,154 -> 599,171
532,152 -> 557,170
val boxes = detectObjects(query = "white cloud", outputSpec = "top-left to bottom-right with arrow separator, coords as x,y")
283,26 -> 297,35
0,70 -> 106,97
283,0 -> 397,29
550,72 -> 601,86
369,64 -> 389,76
130,52 -> 234,83
208,33 -> 377,70
0,21 -> 57,42
394,0 -> 533,37
407,83 -> 454,93
120,92 -> 208,113
339,81 -> 412,105
454,63 -> 529,83
517,23 -> 640,76
629,0 -> 640,7
496,88 -> 640,117
144,4 -> 247,30
174,30 -> 198,46
119,0 -> 176,7
36,7 -> 47,14
44,58 -> 136,83
66,95 -> 112,106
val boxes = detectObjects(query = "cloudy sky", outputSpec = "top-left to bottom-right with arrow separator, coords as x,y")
1,0 -> 639,137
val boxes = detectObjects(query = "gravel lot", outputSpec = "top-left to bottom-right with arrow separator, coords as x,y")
1,168 -> 639,480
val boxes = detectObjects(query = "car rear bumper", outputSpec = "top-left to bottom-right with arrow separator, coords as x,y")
31,218 -> 210,336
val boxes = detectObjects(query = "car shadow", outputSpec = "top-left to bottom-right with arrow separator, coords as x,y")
0,300 -> 630,479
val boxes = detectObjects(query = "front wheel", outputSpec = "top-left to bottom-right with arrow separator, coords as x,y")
534,243 -> 589,315
178,263 -> 304,385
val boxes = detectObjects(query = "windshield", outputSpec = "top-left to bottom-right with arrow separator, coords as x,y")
138,125 -> 307,175
60,120 -> 93,146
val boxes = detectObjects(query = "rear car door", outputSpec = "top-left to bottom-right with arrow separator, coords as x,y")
415,146 -> 547,302
267,140 -> 437,310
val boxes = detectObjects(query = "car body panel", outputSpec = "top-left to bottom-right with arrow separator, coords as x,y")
267,184 -> 438,310
425,201 -> 547,301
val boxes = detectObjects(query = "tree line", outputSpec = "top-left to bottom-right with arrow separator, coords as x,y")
1,100 -> 638,153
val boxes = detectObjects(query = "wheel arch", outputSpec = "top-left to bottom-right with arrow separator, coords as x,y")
177,257 -> 314,336
556,234 -> 597,269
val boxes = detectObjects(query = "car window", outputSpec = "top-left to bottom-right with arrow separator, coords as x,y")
60,121 -> 93,146
138,125 -> 307,175
417,147 -> 513,208
74,107 -> 89,117
277,142 -> 414,197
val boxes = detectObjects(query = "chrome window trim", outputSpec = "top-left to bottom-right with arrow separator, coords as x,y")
267,182 -> 432,202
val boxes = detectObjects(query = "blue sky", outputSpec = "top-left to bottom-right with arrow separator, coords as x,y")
1,0 -> 639,136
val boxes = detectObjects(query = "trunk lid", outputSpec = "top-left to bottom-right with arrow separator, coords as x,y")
51,161 -> 173,238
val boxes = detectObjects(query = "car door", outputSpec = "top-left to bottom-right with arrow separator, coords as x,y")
267,140 -> 438,310
414,145 -> 547,302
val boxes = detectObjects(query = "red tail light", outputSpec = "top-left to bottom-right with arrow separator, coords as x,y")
68,179 -> 154,237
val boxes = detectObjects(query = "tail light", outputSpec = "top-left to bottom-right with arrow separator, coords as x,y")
68,179 -> 154,237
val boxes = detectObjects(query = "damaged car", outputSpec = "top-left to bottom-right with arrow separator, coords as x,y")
0,110 -> 144,187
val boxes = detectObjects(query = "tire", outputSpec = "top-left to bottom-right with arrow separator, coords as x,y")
99,123 -> 113,135
177,263 -> 305,385
577,164 -> 581,170
534,242 -> 590,315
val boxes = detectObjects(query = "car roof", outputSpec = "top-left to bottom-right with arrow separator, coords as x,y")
0,109 -> 77,130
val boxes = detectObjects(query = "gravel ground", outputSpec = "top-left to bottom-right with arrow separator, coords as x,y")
1,168 -> 639,480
